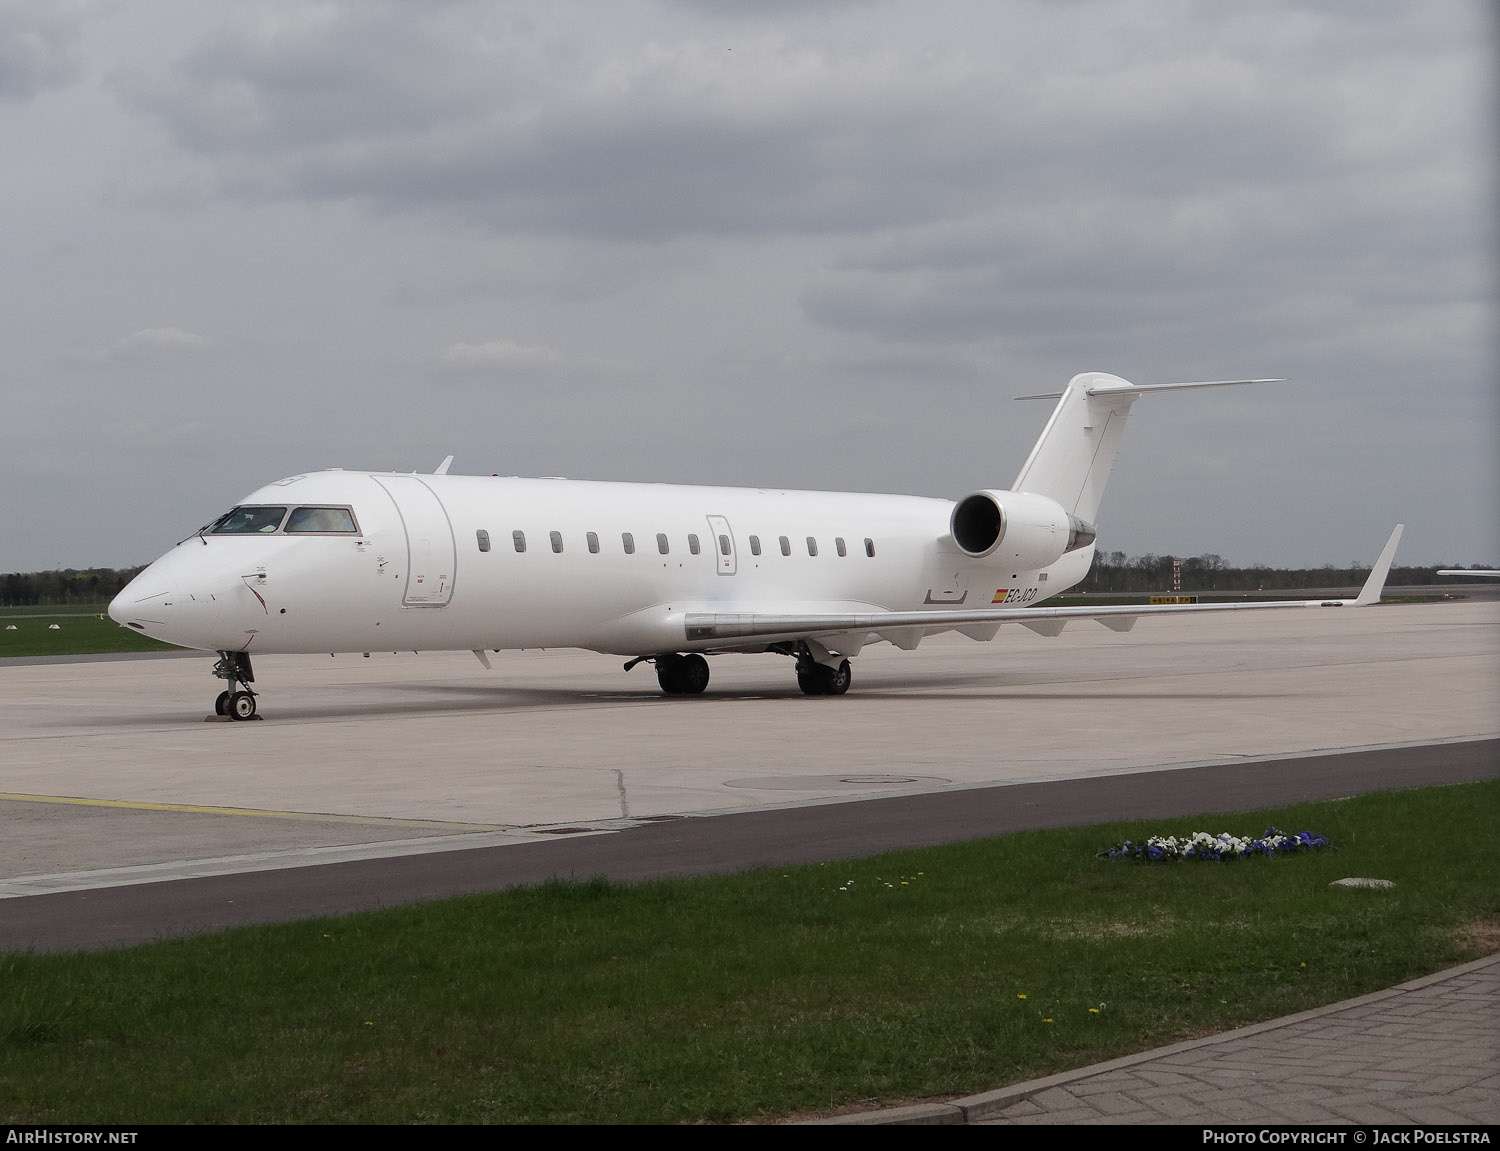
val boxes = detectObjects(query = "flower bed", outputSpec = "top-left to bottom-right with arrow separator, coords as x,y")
1101,827 -> 1329,862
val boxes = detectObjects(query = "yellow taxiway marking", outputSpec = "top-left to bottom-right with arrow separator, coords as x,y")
0,792 -> 508,832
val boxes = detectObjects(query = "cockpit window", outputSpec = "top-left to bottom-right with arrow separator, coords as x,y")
285,506 -> 358,533
211,506 -> 287,534
208,505 -> 358,535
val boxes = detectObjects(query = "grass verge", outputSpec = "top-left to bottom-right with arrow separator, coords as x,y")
0,607 -> 179,657
2,781 -> 1496,1123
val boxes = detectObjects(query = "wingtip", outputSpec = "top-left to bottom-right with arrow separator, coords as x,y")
1354,524 -> 1404,606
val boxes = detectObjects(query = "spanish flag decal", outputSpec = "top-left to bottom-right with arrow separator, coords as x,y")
991,589 -> 1008,603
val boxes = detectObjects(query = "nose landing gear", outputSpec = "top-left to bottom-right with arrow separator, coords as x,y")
212,651 -> 259,720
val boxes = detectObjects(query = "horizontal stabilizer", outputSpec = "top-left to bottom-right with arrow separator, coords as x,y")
1015,378 -> 1282,401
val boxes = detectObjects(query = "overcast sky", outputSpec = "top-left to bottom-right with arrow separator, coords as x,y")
2,0 -> 1494,573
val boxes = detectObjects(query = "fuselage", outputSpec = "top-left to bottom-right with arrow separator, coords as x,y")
110,469 -> 1094,658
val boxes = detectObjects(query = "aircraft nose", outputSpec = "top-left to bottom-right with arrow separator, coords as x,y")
110,578 -> 177,634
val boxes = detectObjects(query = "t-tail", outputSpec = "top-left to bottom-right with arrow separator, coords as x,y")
1011,373 -> 1282,524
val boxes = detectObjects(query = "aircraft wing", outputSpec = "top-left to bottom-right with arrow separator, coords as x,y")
684,525 -> 1403,645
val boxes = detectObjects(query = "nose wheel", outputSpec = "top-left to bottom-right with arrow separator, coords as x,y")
212,651 -> 259,720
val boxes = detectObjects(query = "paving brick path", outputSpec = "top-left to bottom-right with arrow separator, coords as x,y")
823,955 -> 1498,1125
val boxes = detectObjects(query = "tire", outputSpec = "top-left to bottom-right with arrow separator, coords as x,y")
827,659 -> 852,695
228,691 -> 257,721
800,660 -> 852,696
215,691 -> 230,716
656,655 -> 685,694
681,653 -> 710,694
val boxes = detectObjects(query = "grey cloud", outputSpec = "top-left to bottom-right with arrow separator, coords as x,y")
0,0 -> 88,101
111,0 -> 1483,254
443,339 -> 559,367
666,0 -> 883,14
120,325 -> 213,350
70,326 -> 214,363
121,45 -> 975,239
108,3 -> 1256,238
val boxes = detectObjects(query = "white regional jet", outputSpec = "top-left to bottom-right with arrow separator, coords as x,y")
110,372 -> 1404,720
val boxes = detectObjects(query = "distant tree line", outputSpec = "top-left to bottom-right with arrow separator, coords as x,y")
1,567 -> 147,607
1079,552 -> 1469,594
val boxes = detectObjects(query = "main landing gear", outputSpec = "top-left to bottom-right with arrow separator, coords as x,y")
796,648 -> 852,696
655,652 -> 711,695
212,650 -> 259,720
623,652 -> 711,695
624,645 -> 853,697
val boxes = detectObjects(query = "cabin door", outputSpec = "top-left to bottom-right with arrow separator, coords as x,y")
374,475 -> 457,606
705,514 -> 737,575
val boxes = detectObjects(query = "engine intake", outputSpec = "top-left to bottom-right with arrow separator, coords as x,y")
949,490 -> 1096,569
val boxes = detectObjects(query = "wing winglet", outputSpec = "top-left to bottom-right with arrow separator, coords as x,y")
1354,525 -> 1404,606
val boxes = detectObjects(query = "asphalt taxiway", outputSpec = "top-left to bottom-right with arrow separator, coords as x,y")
1,599 -> 1496,951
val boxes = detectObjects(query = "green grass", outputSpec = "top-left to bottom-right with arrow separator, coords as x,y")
2,782 -> 1496,1123
0,607 -> 179,657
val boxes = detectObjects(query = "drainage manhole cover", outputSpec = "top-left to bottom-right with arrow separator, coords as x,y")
725,774 -> 951,791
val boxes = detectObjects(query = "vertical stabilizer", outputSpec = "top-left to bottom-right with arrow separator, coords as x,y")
1012,372 -> 1141,523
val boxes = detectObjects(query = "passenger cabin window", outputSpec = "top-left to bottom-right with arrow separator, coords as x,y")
285,506 -> 358,533
477,530 -> 491,553
622,532 -> 635,554
656,533 -> 670,555
864,537 -> 875,558
835,536 -> 847,557
211,506 -> 287,534
513,530 -> 527,553
779,535 -> 791,556
688,534 -> 701,555
587,531 -> 600,554
806,536 -> 819,557
550,531 -> 563,553
749,535 -> 762,556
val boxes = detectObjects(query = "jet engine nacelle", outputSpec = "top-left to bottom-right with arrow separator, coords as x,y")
948,489 -> 1097,569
